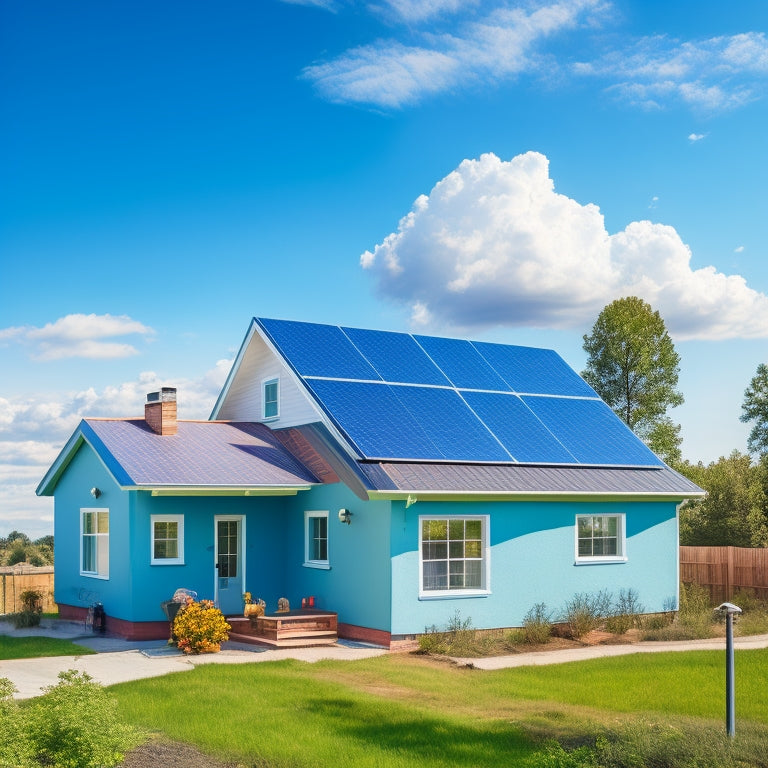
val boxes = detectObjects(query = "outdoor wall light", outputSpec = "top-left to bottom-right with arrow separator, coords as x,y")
338,508 -> 352,525
90,487 -> 101,499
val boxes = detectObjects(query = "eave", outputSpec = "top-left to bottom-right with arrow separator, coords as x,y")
142,485 -> 312,497
367,489 -> 706,504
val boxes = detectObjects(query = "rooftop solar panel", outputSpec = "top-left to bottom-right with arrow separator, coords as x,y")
254,317 -> 663,468
522,396 -> 663,466
343,327 -> 451,386
473,341 -> 597,397
391,385 -> 511,462
413,334 -> 510,391
259,318 -> 380,381
462,391 -> 577,464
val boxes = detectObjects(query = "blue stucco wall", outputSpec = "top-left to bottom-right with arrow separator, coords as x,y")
389,499 -> 679,636
282,483 -> 392,633
53,442 -> 133,616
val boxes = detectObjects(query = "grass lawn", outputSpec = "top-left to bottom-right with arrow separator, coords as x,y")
0,635 -> 96,659
111,649 -> 768,768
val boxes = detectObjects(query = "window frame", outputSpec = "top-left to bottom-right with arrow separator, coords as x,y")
80,508 -> 110,580
418,515 -> 490,599
150,514 -> 185,566
574,513 -> 627,564
262,376 -> 280,421
303,510 -> 330,569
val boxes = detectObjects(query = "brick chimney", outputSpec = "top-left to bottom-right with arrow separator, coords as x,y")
145,387 -> 177,435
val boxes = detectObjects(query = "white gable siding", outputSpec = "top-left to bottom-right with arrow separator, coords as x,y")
216,331 -> 321,427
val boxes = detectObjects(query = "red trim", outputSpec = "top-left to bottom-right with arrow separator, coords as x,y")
57,604 -> 172,641
337,622 -> 392,648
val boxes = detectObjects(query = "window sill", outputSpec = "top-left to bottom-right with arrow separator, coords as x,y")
303,562 -> 331,570
80,572 -> 109,580
574,556 -> 628,565
151,560 -> 185,566
419,590 -> 490,600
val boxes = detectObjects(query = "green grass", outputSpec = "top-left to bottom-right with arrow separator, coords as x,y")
111,650 -> 768,767
0,635 -> 95,659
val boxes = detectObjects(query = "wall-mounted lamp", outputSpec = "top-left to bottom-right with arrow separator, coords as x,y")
338,508 -> 352,525
90,487 -> 101,499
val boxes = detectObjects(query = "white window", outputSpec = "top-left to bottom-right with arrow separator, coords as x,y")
419,516 -> 490,597
151,515 -> 185,565
575,514 -> 627,563
304,510 -> 329,569
81,508 -> 109,579
262,377 -> 279,420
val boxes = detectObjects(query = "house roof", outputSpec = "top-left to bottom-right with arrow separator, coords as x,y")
250,317 -> 664,469
37,419 -> 319,496
278,424 -> 705,502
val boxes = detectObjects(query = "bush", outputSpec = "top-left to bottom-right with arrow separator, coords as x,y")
1,671 -> 140,768
605,588 -> 644,635
417,611 -> 476,655
10,589 -> 45,629
522,602 -> 552,644
562,591 -> 612,639
173,599 -> 230,654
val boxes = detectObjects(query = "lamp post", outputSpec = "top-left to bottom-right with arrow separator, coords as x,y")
716,602 -> 742,738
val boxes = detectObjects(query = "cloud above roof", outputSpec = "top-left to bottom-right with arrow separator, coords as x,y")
360,151 -> 768,340
0,314 -> 154,360
298,1 -> 768,112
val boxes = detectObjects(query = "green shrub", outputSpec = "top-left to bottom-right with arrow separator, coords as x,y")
11,589 -> 44,629
0,677 -> 33,768
562,591 -> 612,639
522,602 -> 553,644
735,609 -> 768,636
417,611 -> 476,655
731,587 -> 766,612
26,670 -> 140,768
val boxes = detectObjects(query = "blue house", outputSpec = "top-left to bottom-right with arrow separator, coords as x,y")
37,318 -> 703,646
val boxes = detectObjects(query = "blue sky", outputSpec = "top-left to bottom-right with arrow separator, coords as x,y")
2,0 -> 767,538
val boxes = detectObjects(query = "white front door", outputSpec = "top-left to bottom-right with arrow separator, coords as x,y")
214,516 -> 245,615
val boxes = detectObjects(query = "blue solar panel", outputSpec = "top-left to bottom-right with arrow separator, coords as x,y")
304,379 -> 440,459
462,392 -> 576,464
254,318 -> 664,467
522,396 -> 663,466
414,335 -> 510,391
258,319 -> 380,381
343,327 -> 451,386
473,342 -> 597,397
391,386 -> 511,462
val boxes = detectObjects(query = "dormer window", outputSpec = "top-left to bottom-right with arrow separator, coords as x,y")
262,377 -> 279,420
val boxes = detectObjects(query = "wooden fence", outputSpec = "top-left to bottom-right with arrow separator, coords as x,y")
680,546 -> 768,604
0,565 -> 56,614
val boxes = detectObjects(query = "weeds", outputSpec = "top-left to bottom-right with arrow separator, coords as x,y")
522,602 -> 553,644
605,589 -> 644,635
562,591 -> 612,639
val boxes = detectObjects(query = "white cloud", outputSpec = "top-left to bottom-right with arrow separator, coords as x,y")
303,0 -> 607,107
734,245 -> 745,253
0,314 -> 154,360
381,0 -> 477,23
361,151 -> 768,340
0,358 -> 233,537
688,132 -> 706,142
579,32 -> 768,111
279,0 -> 337,9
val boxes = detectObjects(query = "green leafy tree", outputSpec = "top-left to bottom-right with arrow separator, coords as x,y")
678,452 -> 768,547
582,297 -> 684,459
741,362 -> 768,454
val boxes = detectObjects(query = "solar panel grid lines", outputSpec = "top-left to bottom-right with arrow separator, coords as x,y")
254,317 -> 663,468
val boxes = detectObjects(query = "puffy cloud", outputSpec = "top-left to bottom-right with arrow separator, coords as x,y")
381,0 -> 478,23
303,0 -> 606,107
688,133 -> 706,141
361,151 -> 768,340
0,314 -> 154,360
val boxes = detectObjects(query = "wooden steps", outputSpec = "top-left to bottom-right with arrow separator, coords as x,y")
227,610 -> 338,648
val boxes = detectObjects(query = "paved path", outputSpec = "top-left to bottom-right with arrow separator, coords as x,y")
452,632 -> 768,669
2,619 -> 767,699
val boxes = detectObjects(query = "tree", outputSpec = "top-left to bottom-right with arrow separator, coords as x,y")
741,362 -> 768,455
678,452 -> 768,547
582,297 -> 683,456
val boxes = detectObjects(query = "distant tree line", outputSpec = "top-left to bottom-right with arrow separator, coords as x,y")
582,296 -> 768,548
0,531 -> 54,566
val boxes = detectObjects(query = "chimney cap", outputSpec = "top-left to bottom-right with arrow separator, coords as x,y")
147,387 -> 177,403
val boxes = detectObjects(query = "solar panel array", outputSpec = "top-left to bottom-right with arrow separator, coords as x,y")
257,318 -> 663,467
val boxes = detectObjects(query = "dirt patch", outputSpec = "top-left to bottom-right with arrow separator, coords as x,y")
120,737 -> 242,768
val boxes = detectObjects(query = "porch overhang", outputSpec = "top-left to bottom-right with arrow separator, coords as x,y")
134,485 -> 313,497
